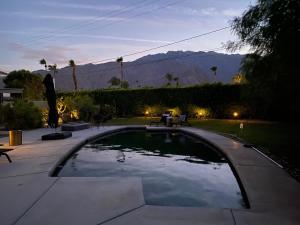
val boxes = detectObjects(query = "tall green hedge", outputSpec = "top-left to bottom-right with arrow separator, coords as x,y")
60,84 -> 246,118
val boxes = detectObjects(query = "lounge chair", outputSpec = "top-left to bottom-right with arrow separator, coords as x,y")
0,148 -> 13,163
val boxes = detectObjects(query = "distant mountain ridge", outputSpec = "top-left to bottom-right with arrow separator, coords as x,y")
34,51 -> 244,91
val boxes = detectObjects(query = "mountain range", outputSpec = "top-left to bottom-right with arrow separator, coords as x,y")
9,51 -> 244,91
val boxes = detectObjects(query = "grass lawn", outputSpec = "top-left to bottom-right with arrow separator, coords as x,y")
106,117 -> 299,171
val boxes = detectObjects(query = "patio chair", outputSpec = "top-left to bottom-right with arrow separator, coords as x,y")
172,114 -> 191,127
149,111 -> 172,126
0,148 -> 13,163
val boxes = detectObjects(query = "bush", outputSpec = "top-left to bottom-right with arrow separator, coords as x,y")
187,105 -> 211,118
2,100 -> 43,130
60,84 -> 245,118
0,104 -> 4,124
61,94 -> 98,122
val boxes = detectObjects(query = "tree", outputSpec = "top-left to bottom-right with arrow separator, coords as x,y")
173,77 -> 180,87
39,59 -> 47,70
165,73 -> 173,87
230,0 -> 300,119
69,60 -> 78,91
48,64 -> 58,77
4,70 -> 44,100
231,0 -> 300,57
120,81 -> 129,89
108,76 -> 121,87
48,64 -> 58,89
116,57 -> 124,81
210,66 -> 217,83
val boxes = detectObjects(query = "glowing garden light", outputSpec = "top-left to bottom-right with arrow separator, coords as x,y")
233,112 -> 239,118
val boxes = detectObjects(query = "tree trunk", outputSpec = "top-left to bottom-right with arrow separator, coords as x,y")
72,66 -> 78,90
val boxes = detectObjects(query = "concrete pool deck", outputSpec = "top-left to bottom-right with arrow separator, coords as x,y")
0,126 -> 299,225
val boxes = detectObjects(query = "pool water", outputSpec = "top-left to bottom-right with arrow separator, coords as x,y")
57,130 -> 246,208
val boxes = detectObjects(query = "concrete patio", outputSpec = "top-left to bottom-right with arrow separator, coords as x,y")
0,126 -> 299,225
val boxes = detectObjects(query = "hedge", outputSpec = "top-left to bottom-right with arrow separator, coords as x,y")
59,84 -> 247,118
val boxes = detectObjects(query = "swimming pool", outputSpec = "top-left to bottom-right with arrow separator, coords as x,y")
54,129 -> 247,208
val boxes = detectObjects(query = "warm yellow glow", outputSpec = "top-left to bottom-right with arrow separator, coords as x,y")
70,110 -> 79,119
168,107 -> 181,116
58,117 -> 63,125
57,100 -> 66,114
41,109 -> 49,127
233,112 -> 239,117
195,108 -> 209,118
145,110 -> 149,115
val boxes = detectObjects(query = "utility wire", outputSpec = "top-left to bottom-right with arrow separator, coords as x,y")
83,26 -> 230,65
72,47 -> 226,76
25,0 -> 181,46
74,0 -> 187,40
24,0 -> 158,45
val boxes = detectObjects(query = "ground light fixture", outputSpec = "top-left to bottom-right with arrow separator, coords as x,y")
233,112 -> 239,118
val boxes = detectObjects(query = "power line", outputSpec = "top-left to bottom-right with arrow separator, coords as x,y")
72,47 -> 226,77
24,0 -> 158,45
83,26 -> 230,65
25,0 -> 182,46
74,0 -> 187,40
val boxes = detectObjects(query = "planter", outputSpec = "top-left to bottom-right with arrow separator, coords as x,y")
9,130 -> 22,146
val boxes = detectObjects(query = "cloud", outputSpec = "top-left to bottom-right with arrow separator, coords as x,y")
39,1 -> 123,11
9,42 -> 77,65
200,7 -> 218,16
0,29 -> 171,44
166,5 -> 244,18
221,8 -> 244,17
6,11 -> 124,21
50,34 -> 171,44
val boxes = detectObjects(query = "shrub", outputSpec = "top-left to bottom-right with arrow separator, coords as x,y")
96,104 -> 116,120
60,84 -> 244,118
61,94 -> 98,122
2,100 -> 43,130
0,104 -> 4,124
187,105 -> 211,118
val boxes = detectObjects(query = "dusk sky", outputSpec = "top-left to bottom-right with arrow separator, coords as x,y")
0,0 -> 253,72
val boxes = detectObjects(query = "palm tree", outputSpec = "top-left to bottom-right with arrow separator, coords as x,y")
173,77 -> 179,87
165,73 -> 173,87
135,80 -> 140,88
48,64 -> 58,89
116,57 -> 124,81
69,60 -> 78,91
40,59 -> 47,70
210,66 -> 218,82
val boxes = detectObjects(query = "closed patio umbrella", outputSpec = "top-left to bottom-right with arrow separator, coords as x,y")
43,73 -> 58,128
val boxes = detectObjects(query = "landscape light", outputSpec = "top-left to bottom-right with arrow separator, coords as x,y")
71,110 -> 79,119
145,110 -> 149,115
233,112 -> 239,117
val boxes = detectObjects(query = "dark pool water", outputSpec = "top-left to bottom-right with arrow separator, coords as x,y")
57,130 -> 246,208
